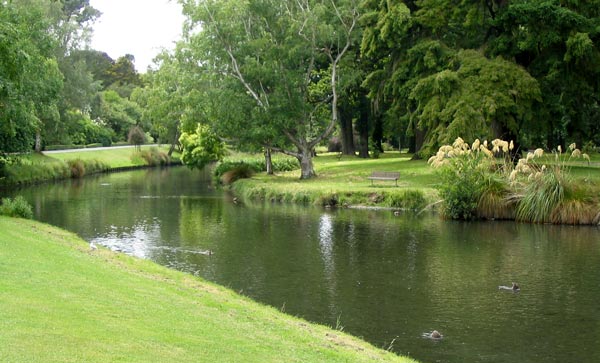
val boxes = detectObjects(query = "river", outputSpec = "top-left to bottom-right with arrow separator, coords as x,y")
10,166 -> 600,363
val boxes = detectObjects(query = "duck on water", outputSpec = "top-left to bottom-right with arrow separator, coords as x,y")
499,282 -> 520,292
422,330 -> 443,340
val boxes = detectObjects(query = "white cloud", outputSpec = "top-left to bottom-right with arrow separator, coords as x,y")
90,0 -> 184,72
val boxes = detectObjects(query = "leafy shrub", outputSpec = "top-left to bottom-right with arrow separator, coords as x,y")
221,164 -> 255,185
138,147 -> 170,166
128,125 -> 146,151
68,159 -> 86,178
0,196 -> 33,219
434,148 -> 489,219
382,142 -> 395,152
272,158 -> 298,172
179,124 -> 226,170
213,158 -> 298,185
369,140 -> 380,159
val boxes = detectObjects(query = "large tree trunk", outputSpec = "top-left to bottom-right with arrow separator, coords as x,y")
168,129 -> 180,157
411,126 -> 426,160
339,104 -> 355,155
264,147 -> 273,175
35,131 -> 42,153
298,152 -> 316,179
372,114 -> 384,152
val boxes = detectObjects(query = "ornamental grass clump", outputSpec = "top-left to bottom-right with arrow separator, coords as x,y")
428,137 -> 510,220
511,143 -> 596,224
430,138 -> 598,224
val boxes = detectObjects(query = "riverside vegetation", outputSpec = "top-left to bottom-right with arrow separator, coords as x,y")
218,151 -> 435,211
428,138 -> 600,224
0,146 -> 175,188
216,143 -> 599,225
0,216 -> 416,363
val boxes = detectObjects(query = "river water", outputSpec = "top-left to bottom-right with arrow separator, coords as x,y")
11,167 -> 600,363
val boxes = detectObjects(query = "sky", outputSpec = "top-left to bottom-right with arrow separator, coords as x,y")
90,0 -> 185,72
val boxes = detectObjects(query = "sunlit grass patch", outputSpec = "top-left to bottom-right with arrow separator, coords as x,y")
227,152 -> 438,208
0,217 -> 416,363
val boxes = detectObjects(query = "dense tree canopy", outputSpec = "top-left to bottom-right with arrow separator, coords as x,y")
360,0 -> 600,156
2,0 -> 599,164
179,0 -> 360,178
0,2 -> 63,153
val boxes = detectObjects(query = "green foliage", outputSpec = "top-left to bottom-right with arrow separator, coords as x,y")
179,124 -> 226,170
135,147 -> 170,167
430,137 -> 599,224
369,140 -> 380,159
0,196 -> 33,219
0,3 -> 63,153
437,164 -> 486,220
94,90 -> 141,141
430,138 -> 505,220
181,0 -> 360,178
515,171 -> 564,223
128,126 -> 146,150
386,190 -> 427,211
220,164 -> 255,185
361,0 -> 600,156
410,50 -> 541,155
213,158 -> 298,185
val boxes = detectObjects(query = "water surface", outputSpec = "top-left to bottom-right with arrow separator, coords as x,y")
12,167 -> 600,363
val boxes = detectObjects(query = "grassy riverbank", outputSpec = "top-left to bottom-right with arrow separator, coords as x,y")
229,151 -> 600,213
0,146 -> 178,188
0,217 -> 416,363
231,152 -> 440,210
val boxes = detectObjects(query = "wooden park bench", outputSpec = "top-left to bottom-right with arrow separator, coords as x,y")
367,171 -> 400,186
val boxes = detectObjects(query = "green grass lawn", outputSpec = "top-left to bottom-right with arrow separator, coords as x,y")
231,152 -> 440,208
1,146 -> 179,187
0,217 -> 417,363
47,145 -> 176,168
229,150 -> 600,209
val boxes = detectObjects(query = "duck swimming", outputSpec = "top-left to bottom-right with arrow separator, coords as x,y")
499,282 -> 520,292
422,330 -> 443,340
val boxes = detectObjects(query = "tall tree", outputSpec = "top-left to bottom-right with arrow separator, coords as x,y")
132,49 -> 205,156
0,2 -> 63,153
361,0 -> 600,155
488,0 -> 600,148
180,0 -> 360,179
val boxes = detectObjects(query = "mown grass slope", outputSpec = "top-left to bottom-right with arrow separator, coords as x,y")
0,217 -> 416,363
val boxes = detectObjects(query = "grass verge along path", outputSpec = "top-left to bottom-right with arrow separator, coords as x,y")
0,217 -> 416,363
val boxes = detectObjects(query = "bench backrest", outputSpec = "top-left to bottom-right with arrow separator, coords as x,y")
370,171 -> 400,178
